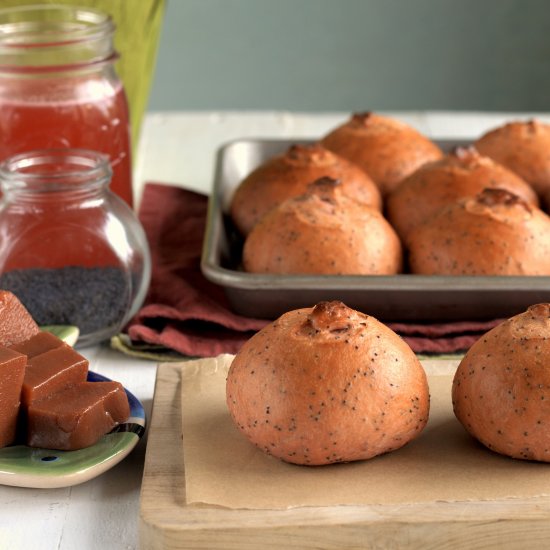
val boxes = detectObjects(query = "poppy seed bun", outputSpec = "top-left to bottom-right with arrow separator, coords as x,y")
475,119 -> 550,205
320,112 -> 443,196
226,301 -> 430,466
230,143 -> 382,236
407,188 -> 550,275
242,178 -> 402,275
452,303 -> 550,462
386,146 -> 539,244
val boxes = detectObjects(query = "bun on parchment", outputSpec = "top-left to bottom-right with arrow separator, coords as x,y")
453,303 -> 550,462
226,300 -> 430,466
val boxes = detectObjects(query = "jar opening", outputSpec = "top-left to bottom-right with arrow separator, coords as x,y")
0,5 -> 115,69
0,148 -> 112,194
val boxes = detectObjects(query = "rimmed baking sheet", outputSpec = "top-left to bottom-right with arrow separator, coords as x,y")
201,138 -> 550,321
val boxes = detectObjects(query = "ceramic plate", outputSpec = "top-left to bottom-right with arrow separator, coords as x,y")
0,371 -> 146,489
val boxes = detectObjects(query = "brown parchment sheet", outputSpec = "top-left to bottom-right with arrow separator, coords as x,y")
179,354 -> 550,510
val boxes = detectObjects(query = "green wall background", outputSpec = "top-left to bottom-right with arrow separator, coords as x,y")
148,0 -> 550,112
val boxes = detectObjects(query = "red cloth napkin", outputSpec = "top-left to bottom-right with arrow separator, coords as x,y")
127,184 -> 268,356
127,183 -> 503,357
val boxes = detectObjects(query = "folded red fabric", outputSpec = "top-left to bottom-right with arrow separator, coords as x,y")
127,183 -> 502,357
127,184 -> 268,357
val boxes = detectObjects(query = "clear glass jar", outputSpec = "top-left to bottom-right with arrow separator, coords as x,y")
0,149 -> 151,347
0,4 -> 134,207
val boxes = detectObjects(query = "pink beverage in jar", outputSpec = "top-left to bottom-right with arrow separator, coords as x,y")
0,5 -> 133,207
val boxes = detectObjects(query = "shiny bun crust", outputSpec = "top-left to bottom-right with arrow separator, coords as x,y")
475,119 -> 550,200
407,188 -> 550,275
453,304 -> 550,462
386,146 -> 539,244
321,112 -> 442,196
226,301 -> 430,465
242,178 -> 402,275
230,143 -> 382,236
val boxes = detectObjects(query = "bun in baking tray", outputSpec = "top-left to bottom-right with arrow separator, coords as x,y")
201,138 -> 550,322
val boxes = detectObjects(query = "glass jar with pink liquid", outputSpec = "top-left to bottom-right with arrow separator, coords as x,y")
0,4 -> 133,207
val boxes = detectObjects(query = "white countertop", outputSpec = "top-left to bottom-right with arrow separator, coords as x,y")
2,110 -> 547,550
132,109 -> 550,206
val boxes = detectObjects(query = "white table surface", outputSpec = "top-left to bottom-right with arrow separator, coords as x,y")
1,110 -> 547,550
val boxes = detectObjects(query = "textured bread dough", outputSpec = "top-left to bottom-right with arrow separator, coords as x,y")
475,119 -> 550,206
386,146 -> 539,244
453,304 -> 550,462
230,143 -> 382,236
321,112 -> 442,196
226,301 -> 430,465
407,188 -> 550,275
242,177 -> 402,275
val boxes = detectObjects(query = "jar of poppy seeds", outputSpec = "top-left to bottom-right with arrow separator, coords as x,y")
0,148 -> 151,346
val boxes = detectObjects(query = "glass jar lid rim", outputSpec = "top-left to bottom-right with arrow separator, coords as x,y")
0,148 -> 112,187
0,4 -> 114,47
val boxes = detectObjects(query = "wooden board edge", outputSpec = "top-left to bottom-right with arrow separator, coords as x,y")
138,360 -> 550,550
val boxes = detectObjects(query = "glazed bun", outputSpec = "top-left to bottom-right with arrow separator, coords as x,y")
453,303 -> 550,462
226,301 -> 430,466
407,188 -> 550,275
386,146 -> 539,244
321,112 -> 442,196
230,143 -> 382,236
475,119 -> 550,206
242,177 -> 402,275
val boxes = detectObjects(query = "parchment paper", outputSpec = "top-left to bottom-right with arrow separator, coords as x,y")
179,354 -> 550,509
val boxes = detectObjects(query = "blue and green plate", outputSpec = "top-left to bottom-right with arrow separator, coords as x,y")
0,326 -> 146,489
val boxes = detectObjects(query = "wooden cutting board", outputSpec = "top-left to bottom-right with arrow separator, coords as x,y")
139,361 -> 550,550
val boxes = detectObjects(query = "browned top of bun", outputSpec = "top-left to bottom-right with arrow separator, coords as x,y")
407,188 -> 550,275
452,303 -> 550,462
320,112 -> 442,196
226,301 -> 429,465
475,119 -> 550,197
386,146 -> 539,244
230,142 -> 381,236
242,177 -> 402,275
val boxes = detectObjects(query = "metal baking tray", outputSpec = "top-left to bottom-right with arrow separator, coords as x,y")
201,138 -> 550,322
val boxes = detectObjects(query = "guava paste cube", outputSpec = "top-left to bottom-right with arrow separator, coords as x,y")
0,346 -> 27,448
9,331 -> 66,359
21,346 -> 88,407
27,381 -> 130,450
0,290 -> 40,348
